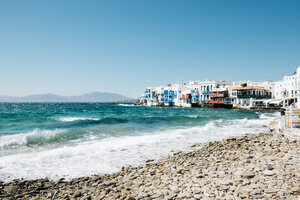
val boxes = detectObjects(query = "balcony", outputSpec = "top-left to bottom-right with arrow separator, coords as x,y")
210,100 -> 225,104
202,90 -> 210,94
210,93 -> 225,97
236,94 -> 271,99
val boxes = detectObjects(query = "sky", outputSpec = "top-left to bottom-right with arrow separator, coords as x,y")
0,0 -> 300,98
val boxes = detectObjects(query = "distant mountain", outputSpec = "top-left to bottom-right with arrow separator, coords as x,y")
0,92 -> 130,103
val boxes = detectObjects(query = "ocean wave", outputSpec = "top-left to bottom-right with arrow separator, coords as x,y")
118,104 -> 134,107
0,121 -> 220,182
0,112 -> 275,151
0,129 -> 65,149
53,117 -> 128,129
57,117 -> 101,122
26,129 -> 91,146
137,115 -> 208,123
259,112 -> 280,120
0,113 -> 277,182
0,120 -> 130,149
259,113 -> 274,119
187,115 -> 198,118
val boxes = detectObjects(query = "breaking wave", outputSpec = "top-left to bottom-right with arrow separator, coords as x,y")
118,104 -> 134,107
0,102 -> 280,183
57,117 -> 101,122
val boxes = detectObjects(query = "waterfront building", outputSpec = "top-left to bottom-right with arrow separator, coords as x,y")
189,80 -> 232,106
144,86 -> 163,106
232,85 -> 272,108
142,83 -> 192,107
209,89 -> 232,108
142,66 -> 300,109
273,66 -> 300,107
249,81 -> 275,98
199,80 -> 214,104
165,83 -> 189,107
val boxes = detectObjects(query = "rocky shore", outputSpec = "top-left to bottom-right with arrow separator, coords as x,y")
1,131 -> 299,200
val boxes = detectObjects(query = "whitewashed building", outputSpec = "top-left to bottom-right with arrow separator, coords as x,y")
142,66 -> 300,109
274,66 -> 300,107
231,85 -> 272,108
189,80 -> 232,105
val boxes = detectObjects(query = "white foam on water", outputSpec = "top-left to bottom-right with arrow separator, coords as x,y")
0,112 -> 279,182
187,115 -> 198,118
0,129 -> 64,149
57,117 -> 101,122
118,104 -> 134,107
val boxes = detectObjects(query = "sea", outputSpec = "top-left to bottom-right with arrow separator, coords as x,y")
0,103 -> 279,182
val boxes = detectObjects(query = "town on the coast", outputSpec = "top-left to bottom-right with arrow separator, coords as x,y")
139,66 -> 300,110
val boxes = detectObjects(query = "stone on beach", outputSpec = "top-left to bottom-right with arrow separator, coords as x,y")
1,131 -> 299,200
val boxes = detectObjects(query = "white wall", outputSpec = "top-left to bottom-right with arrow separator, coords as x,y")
274,69 -> 299,99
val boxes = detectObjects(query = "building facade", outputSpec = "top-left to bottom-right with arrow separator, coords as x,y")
141,66 -> 300,109
232,85 -> 272,108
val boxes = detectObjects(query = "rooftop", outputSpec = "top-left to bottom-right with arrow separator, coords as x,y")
233,85 -> 270,91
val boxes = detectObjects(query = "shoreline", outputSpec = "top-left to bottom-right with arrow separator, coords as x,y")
135,104 -> 281,111
1,128 -> 299,199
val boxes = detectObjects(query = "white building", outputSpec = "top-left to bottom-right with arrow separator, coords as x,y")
231,85 -> 272,108
274,66 -> 300,107
142,66 -> 300,109
233,80 -> 275,98
143,83 -> 192,107
169,82 -> 191,107
189,80 -> 232,105
143,80 -> 233,107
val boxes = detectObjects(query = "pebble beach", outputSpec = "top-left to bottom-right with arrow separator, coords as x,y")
1,128 -> 299,200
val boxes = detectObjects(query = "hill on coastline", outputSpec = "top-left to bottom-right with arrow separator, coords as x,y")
0,92 -> 131,103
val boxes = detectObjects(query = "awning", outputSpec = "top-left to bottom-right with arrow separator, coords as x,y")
252,99 -> 283,105
283,97 -> 297,100
251,99 -> 266,102
268,99 -> 283,104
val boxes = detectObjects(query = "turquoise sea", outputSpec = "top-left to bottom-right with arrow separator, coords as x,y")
0,103 -> 279,182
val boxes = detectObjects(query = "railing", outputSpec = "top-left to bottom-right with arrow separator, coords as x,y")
285,108 -> 300,128
210,93 -> 225,97
224,98 -> 233,105
200,100 -> 210,104
210,100 -> 225,104
236,94 -> 271,99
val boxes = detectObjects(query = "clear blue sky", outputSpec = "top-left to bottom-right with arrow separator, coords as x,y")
0,0 -> 300,98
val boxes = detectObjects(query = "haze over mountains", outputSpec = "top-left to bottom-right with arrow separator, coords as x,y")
0,92 -> 131,102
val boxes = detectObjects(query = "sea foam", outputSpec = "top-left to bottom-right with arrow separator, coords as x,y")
0,129 -> 64,149
0,112 -> 279,182
58,117 -> 101,122
118,104 -> 134,107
